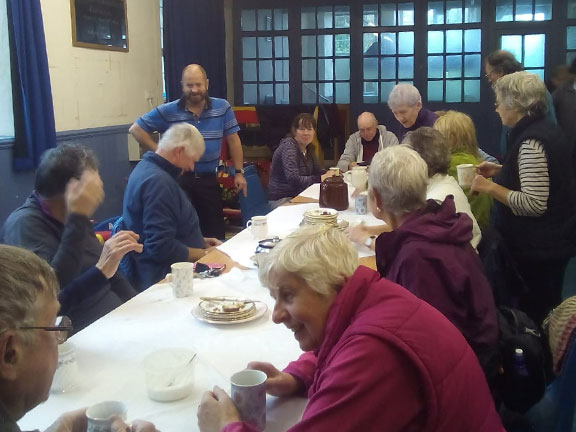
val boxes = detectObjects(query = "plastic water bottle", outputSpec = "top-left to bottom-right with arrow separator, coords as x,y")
513,348 -> 529,377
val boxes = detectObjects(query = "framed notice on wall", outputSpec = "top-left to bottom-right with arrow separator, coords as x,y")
71,0 -> 129,52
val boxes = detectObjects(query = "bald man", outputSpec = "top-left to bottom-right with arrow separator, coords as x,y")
337,112 -> 398,172
129,64 -> 246,240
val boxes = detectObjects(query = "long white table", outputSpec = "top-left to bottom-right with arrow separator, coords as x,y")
19,269 -> 307,432
19,183 -> 380,431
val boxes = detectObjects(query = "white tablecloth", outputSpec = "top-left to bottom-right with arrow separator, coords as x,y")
217,184 -> 384,268
18,269 -> 307,432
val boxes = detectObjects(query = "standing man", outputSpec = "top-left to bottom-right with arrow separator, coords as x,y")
129,64 -> 247,240
337,112 -> 398,172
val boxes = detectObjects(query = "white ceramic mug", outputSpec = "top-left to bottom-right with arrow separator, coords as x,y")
170,262 -> 194,298
231,369 -> 267,431
344,166 -> 368,190
247,216 -> 268,241
50,342 -> 79,393
86,401 -> 127,432
456,163 -> 476,188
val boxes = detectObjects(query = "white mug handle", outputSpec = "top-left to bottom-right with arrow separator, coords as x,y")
246,220 -> 253,230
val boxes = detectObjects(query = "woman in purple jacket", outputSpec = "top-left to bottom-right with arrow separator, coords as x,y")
197,225 -> 504,432
362,145 -> 499,389
267,113 -> 333,209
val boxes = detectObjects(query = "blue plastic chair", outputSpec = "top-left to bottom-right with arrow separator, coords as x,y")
520,333 -> 576,431
239,164 -> 271,227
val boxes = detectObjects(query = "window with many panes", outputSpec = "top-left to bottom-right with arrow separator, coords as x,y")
500,34 -> 545,79
427,1 -> 482,103
301,6 -> 351,104
495,0 -> 552,22
362,2 -> 415,103
241,8 -> 290,105
569,1 -> 576,64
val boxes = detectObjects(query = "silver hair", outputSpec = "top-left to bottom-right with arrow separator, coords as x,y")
258,224 -> 358,297
0,245 -> 59,343
387,84 -> 422,109
158,123 -> 205,157
369,145 -> 428,216
494,71 -> 547,117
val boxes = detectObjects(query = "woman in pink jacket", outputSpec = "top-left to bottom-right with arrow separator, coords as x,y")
197,225 -> 504,432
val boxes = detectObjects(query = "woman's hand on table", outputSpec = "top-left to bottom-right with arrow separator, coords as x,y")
345,223 -> 371,246
198,386 -> 241,432
321,169 -> 338,181
248,361 -> 302,397
204,237 -> 223,248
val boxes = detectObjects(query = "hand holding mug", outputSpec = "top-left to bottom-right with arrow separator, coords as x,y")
198,386 -> 241,432
247,361 -> 302,397
475,161 -> 502,178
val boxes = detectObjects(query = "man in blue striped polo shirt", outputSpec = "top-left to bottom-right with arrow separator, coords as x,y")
129,64 -> 247,239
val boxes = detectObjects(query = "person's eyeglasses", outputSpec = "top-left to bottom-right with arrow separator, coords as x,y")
20,316 -> 73,344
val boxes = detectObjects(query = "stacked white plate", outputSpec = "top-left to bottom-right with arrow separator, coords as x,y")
191,297 -> 268,325
198,299 -> 256,321
301,208 -> 349,230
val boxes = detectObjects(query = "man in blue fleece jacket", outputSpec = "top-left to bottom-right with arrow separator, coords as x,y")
120,123 -> 221,291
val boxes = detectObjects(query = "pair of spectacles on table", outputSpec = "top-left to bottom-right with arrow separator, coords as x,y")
20,316 -> 73,344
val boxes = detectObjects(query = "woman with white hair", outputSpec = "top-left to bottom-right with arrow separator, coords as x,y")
197,225 -> 504,432
472,71 -> 576,323
387,83 -> 438,142
358,145 -> 498,387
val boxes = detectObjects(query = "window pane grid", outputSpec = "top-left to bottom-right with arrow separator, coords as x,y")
363,29 -> 414,103
427,28 -> 482,102
241,8 -> 290,104
302,32 -> 350,103
428,0 -> 481,25
496,0 -> 551,22
300,6 -> 350,103
500,33 -> 546,80
363,3 -> 414,27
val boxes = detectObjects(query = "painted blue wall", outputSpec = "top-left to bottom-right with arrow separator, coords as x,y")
0,125 -> 136,227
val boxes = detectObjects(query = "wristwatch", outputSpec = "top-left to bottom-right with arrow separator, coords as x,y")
364,235 -> 377,247
235,168 -> 245,175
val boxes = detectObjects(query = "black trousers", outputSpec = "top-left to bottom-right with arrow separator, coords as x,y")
516,257 -> 570,324
178,172 -> 225,240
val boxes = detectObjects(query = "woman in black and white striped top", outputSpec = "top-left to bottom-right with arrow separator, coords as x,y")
471,71 -> 576,324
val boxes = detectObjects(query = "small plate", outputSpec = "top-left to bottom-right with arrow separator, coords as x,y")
305,208 -> 338,218
192,302 -> 268,325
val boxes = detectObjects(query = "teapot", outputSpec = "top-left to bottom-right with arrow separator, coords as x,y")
319,174 -> 349,211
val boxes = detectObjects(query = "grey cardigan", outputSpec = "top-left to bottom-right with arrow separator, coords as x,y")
337,125 -> 399,172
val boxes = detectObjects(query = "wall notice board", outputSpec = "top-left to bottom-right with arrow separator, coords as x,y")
71,0 -> 128,52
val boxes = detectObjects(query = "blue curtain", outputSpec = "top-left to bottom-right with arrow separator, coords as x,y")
162,0 -> 227,101
7,0 -> 56,171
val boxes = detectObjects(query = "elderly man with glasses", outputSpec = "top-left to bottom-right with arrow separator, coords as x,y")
0,245 -> 156,432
